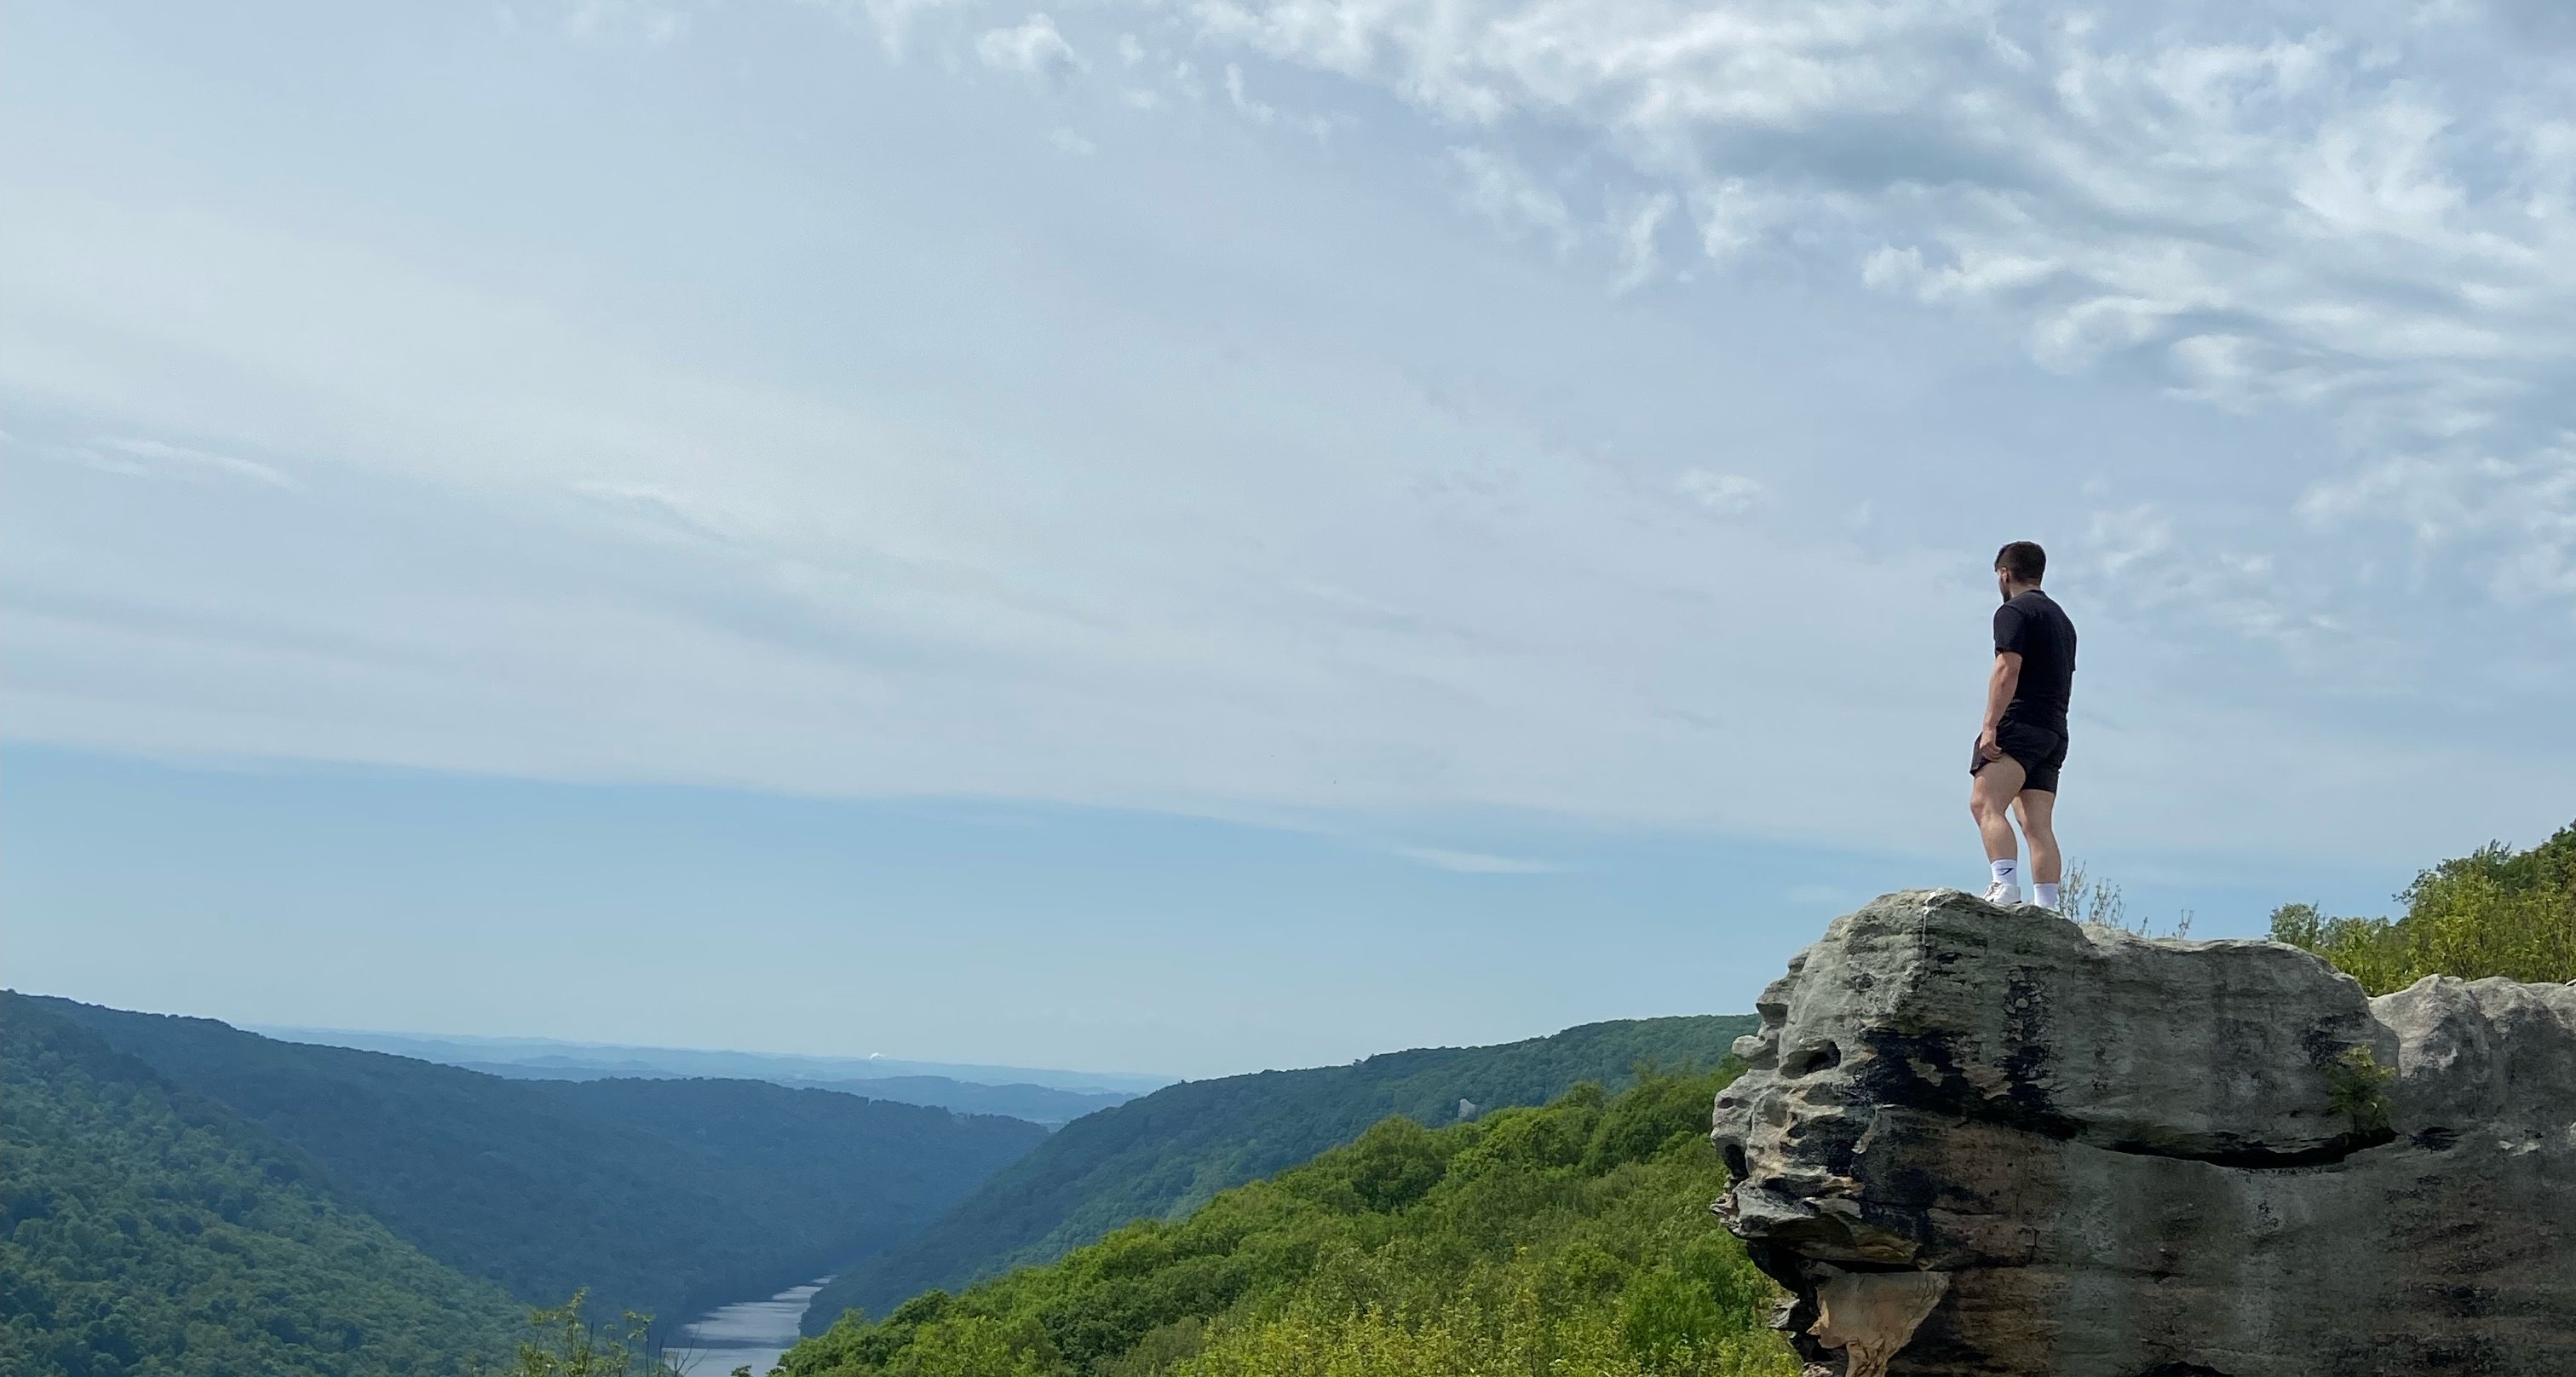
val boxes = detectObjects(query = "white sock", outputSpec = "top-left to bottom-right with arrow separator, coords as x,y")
2035,882 -> 2061,910
1990,859 -> 2019,888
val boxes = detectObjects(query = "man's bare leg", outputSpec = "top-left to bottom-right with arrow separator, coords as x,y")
1969,758 -> 2027,902
2014,789 -> 2061,908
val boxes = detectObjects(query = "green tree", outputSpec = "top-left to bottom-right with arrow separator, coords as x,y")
2270,821 -> 2576,994
490,1293 -> 682,1377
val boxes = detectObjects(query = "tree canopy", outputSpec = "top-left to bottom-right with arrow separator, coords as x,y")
2270,821 -> 2576,994
811,1016 -> 1757,1330
779,1065 -> 1796,1377
32,996 -> 1047,1326
0,993 -> 526,1377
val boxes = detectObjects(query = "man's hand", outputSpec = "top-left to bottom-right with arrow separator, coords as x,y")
1977,725 -> 2003,762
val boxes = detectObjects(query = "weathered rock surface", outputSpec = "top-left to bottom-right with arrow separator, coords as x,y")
1711,889 -> 2576,1377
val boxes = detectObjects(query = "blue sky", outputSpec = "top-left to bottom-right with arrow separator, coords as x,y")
5,0 -> 2571,1077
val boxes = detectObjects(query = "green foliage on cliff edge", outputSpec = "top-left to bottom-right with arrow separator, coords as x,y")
779,1068 -> 1797,1377
2270,821 -> 2576,994
0,992 -> 526,1377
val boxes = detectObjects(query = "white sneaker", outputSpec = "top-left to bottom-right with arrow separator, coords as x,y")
1982,881 -> 2024,907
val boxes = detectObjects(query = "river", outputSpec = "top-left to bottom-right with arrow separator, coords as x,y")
668,1278 -> 827,1376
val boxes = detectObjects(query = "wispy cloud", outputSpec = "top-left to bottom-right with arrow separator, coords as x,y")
1391,846 -> 1567,875
9,0 -> 2575,873
1222,62 -> 1277,125
1448,146 -> 1573,251
1164,0 -> 2576,614
550,0 -> 688,46
977,14 -> 1083,82
60,437 -> 298,490
1676,470 -> 1762,517
1608,192 -> 1674,294
569,481 -> 747,546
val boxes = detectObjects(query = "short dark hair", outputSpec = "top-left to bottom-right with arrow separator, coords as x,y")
1994,541 -> 2046,583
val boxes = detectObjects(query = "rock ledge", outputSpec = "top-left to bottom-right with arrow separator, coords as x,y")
1711,888 -> 2576,1377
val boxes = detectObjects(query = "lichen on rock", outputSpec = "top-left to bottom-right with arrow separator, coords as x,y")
1711,888 -> 2576,1377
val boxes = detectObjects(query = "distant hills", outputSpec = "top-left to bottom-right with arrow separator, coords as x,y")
250,1027 -> 1159,1126
1,994 -> 525,1376
26,994 -> 1050,1331
804,1013 -> 1758,1333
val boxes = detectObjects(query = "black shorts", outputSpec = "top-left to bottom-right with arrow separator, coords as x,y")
1971,717 -> 2067,793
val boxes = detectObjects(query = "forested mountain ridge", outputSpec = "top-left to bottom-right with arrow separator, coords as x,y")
474,1067 -> 1130,1127
808,1013 -> 1758,1333
780,1066 -> 1795,1377
28,995 -> 1050,1328
0,993 -> 526,1377
257,1028 -> 1146,1126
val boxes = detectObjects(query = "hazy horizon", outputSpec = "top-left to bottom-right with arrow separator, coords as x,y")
21,977 -> 1774,1089
243,1019 -> 1180,1091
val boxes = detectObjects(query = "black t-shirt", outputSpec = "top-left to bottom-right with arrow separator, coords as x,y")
1993,589 -> 2077,728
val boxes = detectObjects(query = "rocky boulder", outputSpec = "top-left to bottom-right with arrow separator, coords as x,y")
1711,889 -> 2576,1377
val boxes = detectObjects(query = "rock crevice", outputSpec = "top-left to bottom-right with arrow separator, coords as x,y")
1711,890 -> 2576,1377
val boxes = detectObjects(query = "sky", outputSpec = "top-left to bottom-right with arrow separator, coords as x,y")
4,0 -> 2572,1078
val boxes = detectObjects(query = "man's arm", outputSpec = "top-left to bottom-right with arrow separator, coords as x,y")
1977,651 -> 2022,760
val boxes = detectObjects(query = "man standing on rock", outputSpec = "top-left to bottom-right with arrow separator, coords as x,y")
1971,541 -> 2077,910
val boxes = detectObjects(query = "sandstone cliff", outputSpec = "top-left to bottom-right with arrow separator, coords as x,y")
1711,889 -> 2576,1377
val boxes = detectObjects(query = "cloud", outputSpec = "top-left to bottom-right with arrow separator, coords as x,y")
552,0 -> 688,45
2297,440 -> 2576,605
10,0 -> 2576,877
1223,62 -> 1278,124
1676,469 -> 1763,516
1391,845 -> 1566,874
570,481 -> 746,546
1609,192 -> 1675,293
1161,0 -> 2576,616
977,14 -> 1083,81
1688,180 -> 1783,262
858,0 -> 971,56
1448,146 -> 1573,250
60,436 -> 297,489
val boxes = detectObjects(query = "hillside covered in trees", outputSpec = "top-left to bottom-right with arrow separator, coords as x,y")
808,1015 -> 1757,1331
28,996 -> 1050,1328
0,993 -> 526,1377
2271,821 -> 2576,993
780,1066 -> 1794,1377
287,1029 -> 1143,1126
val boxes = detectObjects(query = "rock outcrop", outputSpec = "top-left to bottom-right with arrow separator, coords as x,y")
1711,889 -> 2576,1377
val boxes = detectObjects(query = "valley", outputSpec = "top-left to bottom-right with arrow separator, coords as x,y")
1,994 -> 1760,1375
11,994 -> 1049,1337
